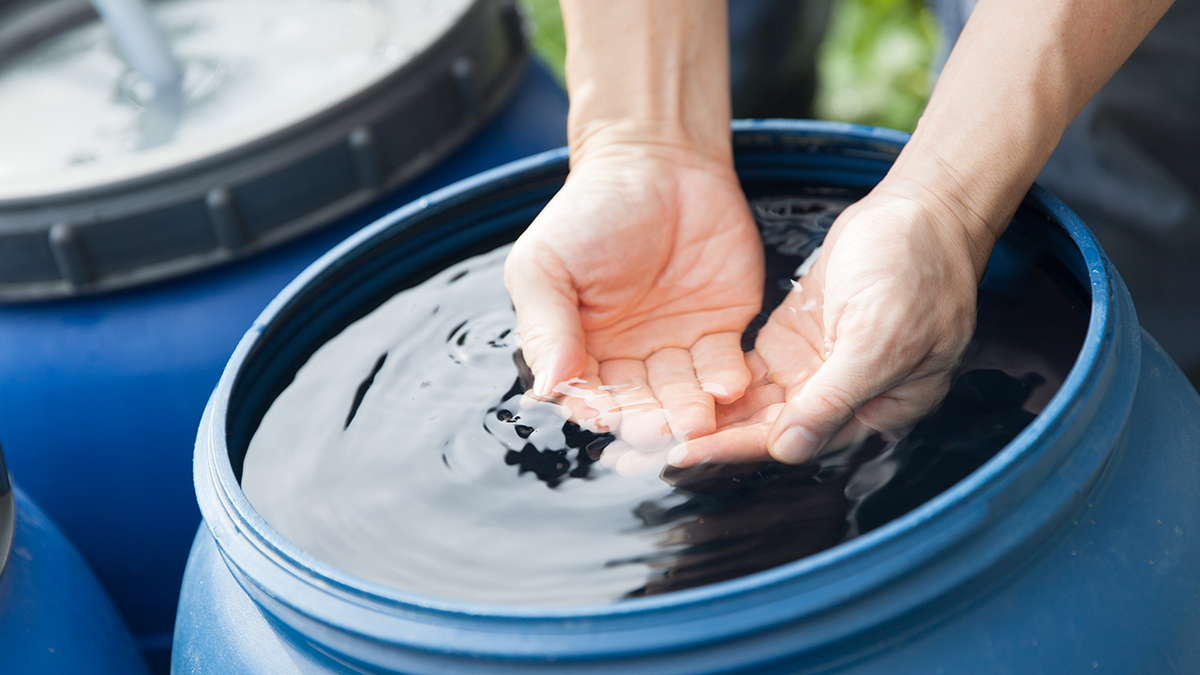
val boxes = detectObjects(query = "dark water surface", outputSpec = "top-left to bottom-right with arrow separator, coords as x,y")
242,196 -> 1089,605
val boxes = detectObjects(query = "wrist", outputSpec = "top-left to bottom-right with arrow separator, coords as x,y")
875,0 -> 1173,280
560,0 -> 731,168
568,119 -> 733,172
889,105 -> 1052,260
869,154 -> 1005,280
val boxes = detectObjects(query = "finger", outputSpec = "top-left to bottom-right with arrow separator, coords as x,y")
598,359 -> 673,453
714,378 -> 784,428
754,302 -> 825,388
598,439 -> 634,469
646,348 -> 714,441
520,357 -> 608,428
690,332 -> 752,404
504,246 -> 587,397
744,350 -> 772,386
614,446 -> 671,477
545,359 -> 620,432
854,369 -> 952,436
826,417 -> 877,451
666,413 -> 780,468
669,401 -> 876,469
766,347 -> 890,464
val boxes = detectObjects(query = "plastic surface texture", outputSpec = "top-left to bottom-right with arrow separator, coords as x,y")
0,446 -> 11,573
0,0 -> 526,300
0,60 -> 567,669
0,484 -> 149,675
179,120 -> 1200,674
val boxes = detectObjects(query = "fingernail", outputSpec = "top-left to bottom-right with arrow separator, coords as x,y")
700,382 -> 728,397
666,443 -> 689,467
773,426 -> 823,464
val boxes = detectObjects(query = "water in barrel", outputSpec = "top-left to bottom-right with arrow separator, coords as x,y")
242,193 -> 1090,605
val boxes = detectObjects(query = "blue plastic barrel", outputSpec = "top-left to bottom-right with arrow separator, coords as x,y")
0,8 -> 567,670
176,120 -> 1200,674
0,452 -> 148,674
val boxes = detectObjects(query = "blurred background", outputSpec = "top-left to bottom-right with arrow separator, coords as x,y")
518,0 -> 942,132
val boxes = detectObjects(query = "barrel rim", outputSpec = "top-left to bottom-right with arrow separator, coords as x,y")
193,119 -> 1139,666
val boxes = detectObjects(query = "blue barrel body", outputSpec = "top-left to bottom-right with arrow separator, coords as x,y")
0,61 -> 566,667
1,485 -> 148,675
176,121 -> 1200,674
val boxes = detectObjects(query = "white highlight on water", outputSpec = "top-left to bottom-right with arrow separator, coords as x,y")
794,244 -> 823,278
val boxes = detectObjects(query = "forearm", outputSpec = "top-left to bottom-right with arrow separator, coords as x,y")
886,0 -> 1173,274
559,0 -> 732,165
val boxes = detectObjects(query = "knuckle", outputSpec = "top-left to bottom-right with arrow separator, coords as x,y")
802,382 -> 861,425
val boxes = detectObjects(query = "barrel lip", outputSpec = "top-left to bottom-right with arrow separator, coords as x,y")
194,119 -> 1138,665
0,441 -> 10,575
0,490 -> 11,577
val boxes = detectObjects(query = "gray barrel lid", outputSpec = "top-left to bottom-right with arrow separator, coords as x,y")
0,0 -> 528,301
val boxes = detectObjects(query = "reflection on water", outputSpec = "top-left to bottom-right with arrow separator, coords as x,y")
242,194 -> 1089,605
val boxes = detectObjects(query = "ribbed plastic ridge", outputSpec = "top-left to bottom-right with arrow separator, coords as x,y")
452,56 -> 481,119
349,127 -> 384,191
48,222 -> 91,289
206,188 -> 244,251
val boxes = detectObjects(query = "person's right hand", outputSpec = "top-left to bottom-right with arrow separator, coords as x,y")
504,144 -> 764,467
501,0 -> 763,474
666,184 -> 992,468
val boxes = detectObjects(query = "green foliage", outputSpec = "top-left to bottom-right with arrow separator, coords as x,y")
814,0 -> 942,131
518,0 -> 566,85
516,0 -> 942,132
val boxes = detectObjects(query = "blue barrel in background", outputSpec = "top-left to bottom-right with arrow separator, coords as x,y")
0,0 -> 567,669
176,120 -> 1200,674
0,445 -> 148,675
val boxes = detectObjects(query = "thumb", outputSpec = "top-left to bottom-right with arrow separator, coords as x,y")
504,250 -> 588,396
766,346 -> 888,464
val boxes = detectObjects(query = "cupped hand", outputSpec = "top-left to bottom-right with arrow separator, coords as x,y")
504,146 -> 764,453
669,186 -> 991,468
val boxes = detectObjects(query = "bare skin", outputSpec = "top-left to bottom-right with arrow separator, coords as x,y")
504,0 -> 1174,472
505,1 -> 763,460
507,149 -> 763,446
